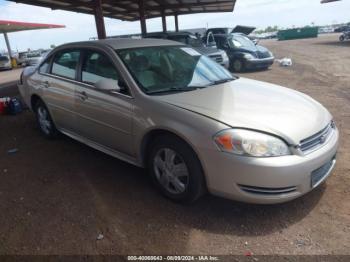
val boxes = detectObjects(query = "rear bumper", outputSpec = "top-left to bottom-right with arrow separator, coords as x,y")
199,127 -> 339,204
245,57 -> 274,69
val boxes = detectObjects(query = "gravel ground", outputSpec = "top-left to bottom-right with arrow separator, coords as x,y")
0,34 -> 349,256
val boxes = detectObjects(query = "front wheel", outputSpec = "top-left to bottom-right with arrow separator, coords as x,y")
147,135 -> 206,203
231,59 -> 245,72
34,99 -> 58,139
339,35 -> 345,42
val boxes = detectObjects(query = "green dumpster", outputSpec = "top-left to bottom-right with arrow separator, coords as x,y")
277,27 -> 318,41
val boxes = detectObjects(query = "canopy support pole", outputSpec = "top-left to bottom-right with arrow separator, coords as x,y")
139,0 -> 147,37
93,0 -> 106,39
174,14 -> 179,32
3,32 -> 12,58
161,10 -> 167,33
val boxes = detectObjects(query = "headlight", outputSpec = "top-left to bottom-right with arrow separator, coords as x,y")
222,52 -> 229,61
214,129 -> 290,157
243,53 -> 255,60
268,51 -> 274,57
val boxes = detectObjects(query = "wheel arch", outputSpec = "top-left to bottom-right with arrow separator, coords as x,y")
30,94 -> 42,111
140,128 -> 206,176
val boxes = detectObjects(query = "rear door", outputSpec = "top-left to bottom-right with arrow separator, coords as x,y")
74,49 -> 134,156
40,49 -> 81,133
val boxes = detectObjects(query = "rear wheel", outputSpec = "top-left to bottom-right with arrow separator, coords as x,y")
339,35 -> 345,42
147,135 -> 206,203
34,99 -> 58,139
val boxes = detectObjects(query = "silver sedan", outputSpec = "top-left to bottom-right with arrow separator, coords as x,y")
18,39 -> 339,204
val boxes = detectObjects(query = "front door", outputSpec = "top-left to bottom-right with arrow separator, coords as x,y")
74,50 -> 134,156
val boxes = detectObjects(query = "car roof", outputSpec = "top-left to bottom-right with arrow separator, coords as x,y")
59,38 -> 184,50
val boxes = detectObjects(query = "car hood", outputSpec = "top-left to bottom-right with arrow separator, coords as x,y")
237,44 -> 269,54
156,78 -> 331,144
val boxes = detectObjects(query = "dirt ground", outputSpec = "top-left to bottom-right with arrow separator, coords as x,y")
0,34 -> 349,256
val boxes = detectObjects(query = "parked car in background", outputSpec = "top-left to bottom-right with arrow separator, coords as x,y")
213,33 -> 275,72
0,55 -> 12,70
334,25 -> 350,33
145,31 -> 229,68
19,39 -> 338,204
339,30 -> 350,42
25,50 -> 50,66
16,51 -> 28,66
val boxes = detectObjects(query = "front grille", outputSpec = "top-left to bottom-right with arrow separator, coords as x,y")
209,54 -> 223,63
299,122 -> 334,153
256,51 -> 271,59
238,184 -> 297,195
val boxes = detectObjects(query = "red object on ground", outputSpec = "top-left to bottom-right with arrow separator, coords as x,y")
0,101 -> 6,114
0,98 -> 10,115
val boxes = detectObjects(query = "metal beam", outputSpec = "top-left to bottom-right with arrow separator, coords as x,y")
161,9 -> 167,33
6,0 -> 237,22
139,0 -> 147,36
174,14 -> 179,32
3,32 -> 12,58
93,0 -> 106,39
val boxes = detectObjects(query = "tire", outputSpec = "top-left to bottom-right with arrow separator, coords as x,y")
147,135 -> 206,203
34,99 -> 58,139
231,59 -> 244,72
339,35 -> 345,42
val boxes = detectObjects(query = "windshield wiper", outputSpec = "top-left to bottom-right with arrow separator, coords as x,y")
210,78 -> 235,85
147,86 -> 200,95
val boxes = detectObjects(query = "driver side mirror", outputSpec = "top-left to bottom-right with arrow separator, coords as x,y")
94,78 -> 127,93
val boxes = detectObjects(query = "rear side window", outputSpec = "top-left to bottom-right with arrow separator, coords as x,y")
52,50 -> 80,79
82,51 -> 119,85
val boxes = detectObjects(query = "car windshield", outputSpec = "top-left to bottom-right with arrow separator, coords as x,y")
229,35 -> 255,49
0,56 -> 9,62
117,46 -> 234,95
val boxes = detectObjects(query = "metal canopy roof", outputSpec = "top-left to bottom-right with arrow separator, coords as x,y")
321,0 -> 341,3
0,20 -> 65,33
7,0 -> 237,21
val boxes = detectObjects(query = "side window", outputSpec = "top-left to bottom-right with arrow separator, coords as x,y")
39,59 -> 50,74
51,50 -> 80,79
82,51 -> 119,85
216,37 -> 227,49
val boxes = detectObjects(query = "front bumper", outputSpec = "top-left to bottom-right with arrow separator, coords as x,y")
245,57 -> 274,69
200,127 -> 339,204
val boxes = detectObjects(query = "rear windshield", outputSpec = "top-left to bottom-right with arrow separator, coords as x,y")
0,56 -> 9,62
168,35 -> 204,47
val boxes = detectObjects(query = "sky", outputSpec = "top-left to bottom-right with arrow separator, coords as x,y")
0,0 -> 349,52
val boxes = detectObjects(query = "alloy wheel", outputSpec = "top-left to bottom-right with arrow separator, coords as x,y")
37,106 -> 51,135
153,148 -> 189,195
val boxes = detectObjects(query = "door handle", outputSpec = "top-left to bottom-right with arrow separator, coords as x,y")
77,91 -> 88,101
